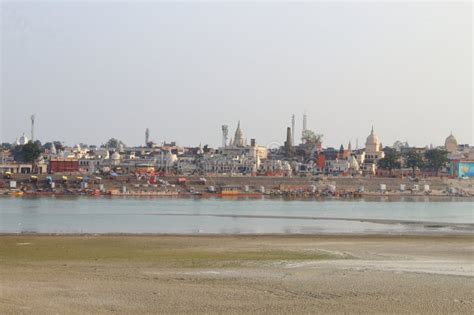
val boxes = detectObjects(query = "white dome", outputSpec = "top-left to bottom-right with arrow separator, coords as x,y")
365,127 -> 379,146
111,152 -> 121,160
19,133 -> 29,145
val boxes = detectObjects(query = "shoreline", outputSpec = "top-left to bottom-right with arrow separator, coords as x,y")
1,192 -> 473,200
2,229 -> 474,237
1,233 -> 473,238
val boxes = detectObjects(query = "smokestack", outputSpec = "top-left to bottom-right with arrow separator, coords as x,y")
286,127 -> 292,147
302,112 -> 307,144
291,114 -> 295,145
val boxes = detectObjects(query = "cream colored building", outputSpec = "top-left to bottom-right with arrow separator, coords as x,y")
365,126 -> 385,162
445,132 -> 458,154
362,127 -> 385,174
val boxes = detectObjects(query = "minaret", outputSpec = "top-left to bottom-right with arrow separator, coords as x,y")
145,128 -> 150,146
221,125 -> 229,148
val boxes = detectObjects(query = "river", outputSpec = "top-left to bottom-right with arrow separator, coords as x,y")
0,196 -> 472,234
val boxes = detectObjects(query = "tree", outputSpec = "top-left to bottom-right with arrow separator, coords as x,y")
44,141 -> 64,151
424,149 -> 448,176
404,150 -> 424,177
11,142 -> 42,164
1,142 -> 12,150
104,138 -> 125,149
53,141 -> 65,151
302,130 -> 323,145
377,148 -> 401,176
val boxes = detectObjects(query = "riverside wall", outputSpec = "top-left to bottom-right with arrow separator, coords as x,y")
1,174 -> 473,195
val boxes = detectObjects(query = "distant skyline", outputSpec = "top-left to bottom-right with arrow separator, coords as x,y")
1,1 -> 472,148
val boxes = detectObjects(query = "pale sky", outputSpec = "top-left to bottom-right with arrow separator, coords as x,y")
1,1 -> 472,148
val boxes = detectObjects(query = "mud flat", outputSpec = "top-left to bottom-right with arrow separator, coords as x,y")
1,235 -> 473,314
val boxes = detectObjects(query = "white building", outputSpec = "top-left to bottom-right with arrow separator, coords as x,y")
363,127 -> 385,174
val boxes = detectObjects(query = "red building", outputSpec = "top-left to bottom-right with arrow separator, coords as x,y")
49,158 -> 80,173
317,155 -> 325,169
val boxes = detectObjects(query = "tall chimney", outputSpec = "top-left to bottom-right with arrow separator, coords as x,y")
286,127 -> 293,147
291,114 -> 295,145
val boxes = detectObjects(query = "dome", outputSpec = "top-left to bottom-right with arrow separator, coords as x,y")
19,133 -> 29,145
111,152 -> 121,160
445,133 -> 457,146
445,132 -> 458,153
365,127 -> 379,146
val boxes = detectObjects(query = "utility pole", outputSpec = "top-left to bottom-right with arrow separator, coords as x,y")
31,114 -> 35,141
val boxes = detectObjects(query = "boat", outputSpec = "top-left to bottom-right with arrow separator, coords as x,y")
8,190 -> 24,196
107,190 -> 179,197
203,185 -> 262,198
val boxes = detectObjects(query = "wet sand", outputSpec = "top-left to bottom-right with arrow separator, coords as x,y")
1,235 -> 473,314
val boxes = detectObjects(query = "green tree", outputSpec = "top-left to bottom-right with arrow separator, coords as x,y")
404,150 -> 424,177
302,130 -> 323,145
424,149 -> 448,175
377,148 -> 401,176
103,138 -> 125,149
11,142 -> 42,164
53,141 -> 65,151
44,141 -> 64,151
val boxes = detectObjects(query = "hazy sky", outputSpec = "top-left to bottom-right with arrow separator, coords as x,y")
1,1 -> 472,148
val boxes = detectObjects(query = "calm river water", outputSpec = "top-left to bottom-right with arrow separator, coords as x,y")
0,197 -> 472,234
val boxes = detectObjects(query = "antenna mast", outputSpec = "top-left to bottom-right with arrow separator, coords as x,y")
30,114 -> 35,141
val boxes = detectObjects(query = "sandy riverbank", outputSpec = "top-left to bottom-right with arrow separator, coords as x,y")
0,235 -> 473,314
